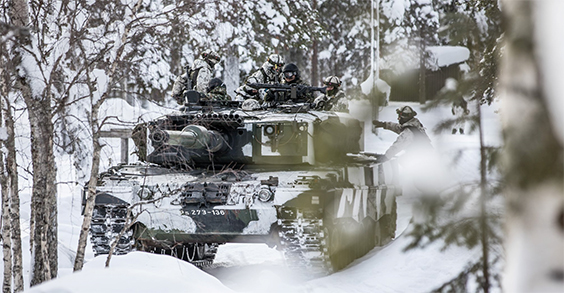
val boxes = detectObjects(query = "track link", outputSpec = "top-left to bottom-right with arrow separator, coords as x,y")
278,208 -> 332,275
90,204 -> 218,268
90,204 -> 134,256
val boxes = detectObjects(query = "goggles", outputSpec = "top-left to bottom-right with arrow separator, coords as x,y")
284,71 -> 296,78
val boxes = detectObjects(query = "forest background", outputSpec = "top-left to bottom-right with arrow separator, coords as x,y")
0,0 -> 562,292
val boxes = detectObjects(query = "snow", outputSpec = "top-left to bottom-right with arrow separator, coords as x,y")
16,99 -> 502,293
427,46 -> 470,69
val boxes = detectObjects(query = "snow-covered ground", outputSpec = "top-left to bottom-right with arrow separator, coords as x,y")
19,99 -> 501,293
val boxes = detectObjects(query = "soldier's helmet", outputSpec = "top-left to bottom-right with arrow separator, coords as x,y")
262,54 -> 285,75
323,76 -> 342,87
282,63 -> 300,80
244,76 -> 260,94
396,105 -> 417,119
201,49 -> 221,65
241,98 -> 261,111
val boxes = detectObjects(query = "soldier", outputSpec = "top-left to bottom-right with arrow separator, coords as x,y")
235,54 -> 284,103
372,105 -> 432,162
204,78 -> 232,101
172,49 -> 221,103
248,53 -> 285,84
275,63 -> 314,102
313,76 -> 349,112
451,96 -> 469,134
234,76 -> 260,101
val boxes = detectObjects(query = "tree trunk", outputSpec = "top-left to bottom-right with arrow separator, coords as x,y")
476,101 -> 490,293
73,108 -> 102,272
311,0 -> 318,86
224,44 -> 240,98
499,1 -> 564,292
9,0 -> 58,286
0,106 -> 12,293
5,104 -> 24,292
24,95 -> 58,286
418,32 -> 426,104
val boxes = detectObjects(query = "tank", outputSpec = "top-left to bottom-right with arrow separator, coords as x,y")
86,91 -> 401,273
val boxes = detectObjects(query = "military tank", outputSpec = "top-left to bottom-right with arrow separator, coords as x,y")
86,90 -> 400,273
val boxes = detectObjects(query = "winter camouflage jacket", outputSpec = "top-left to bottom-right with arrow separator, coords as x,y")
314,90 -> 348,112
171,72 -> 189,104
204,86 -> 232,101
248,66 -> 280,85
382,117 -> 431,159
191,58 -> 214,93
171,59 -> 215,103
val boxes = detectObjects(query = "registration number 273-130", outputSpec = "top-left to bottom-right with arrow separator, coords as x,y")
186,209 -> 226,216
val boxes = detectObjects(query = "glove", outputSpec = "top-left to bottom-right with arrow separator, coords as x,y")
264,90 -> 275,101
372,120 -> 385,128
375,154 -> 389,164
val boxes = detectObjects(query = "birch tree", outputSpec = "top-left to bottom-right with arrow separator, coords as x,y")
0,104 -> 12,293
499,1 -> 564,292
7,0 -> 61,285
72,0 -> 202,271
0,14 -> 25,292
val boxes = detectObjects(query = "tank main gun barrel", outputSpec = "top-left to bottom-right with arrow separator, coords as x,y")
150,125 -> 224,152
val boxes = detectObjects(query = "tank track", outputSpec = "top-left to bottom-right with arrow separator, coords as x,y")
90,204 -> 218,268
146,243 -> 218,268
90,204 -> 134,256
277,207 -> 332,275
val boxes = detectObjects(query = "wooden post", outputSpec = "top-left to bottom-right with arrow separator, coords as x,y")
99,129 -> 132,164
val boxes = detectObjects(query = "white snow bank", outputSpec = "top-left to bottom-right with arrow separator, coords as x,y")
25,252 -> 235,293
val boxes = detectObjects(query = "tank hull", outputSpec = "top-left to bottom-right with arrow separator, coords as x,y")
88,104 -> 401,272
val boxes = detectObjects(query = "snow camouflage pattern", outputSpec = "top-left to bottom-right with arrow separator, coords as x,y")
204,85 -> 232,101
235,76 -> 260,101
382,117 -> 431,159
88,100 -> 402,273
171,72 -> 189,104
191,58 -> 214,93
314,90 -> 349,112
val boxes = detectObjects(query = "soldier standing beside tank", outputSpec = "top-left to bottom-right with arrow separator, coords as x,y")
313,76 -> 349,112
451,96 -> 469,134
172,49 -> 221,104
204,78 -> 232,101
372,105 -> 432,162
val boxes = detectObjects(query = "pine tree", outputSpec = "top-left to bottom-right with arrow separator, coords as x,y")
404,1 -> 504,292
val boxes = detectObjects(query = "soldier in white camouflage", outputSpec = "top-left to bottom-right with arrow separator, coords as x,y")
313,76 -> 349,112
235,54 -> 284,103
372,105 -> 432,162
248,54 -> 284,84
234,76 -> 260,101
172,49 -> 221,104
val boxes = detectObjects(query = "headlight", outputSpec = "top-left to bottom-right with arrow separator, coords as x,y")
138,187 -> 153,200
264,125 -> 275,136
257,188 -> 273,202
298,124 -> 307,132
